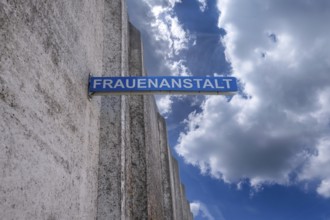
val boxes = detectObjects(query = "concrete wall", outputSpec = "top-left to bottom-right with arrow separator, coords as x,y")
0,0 -> 193,219
0,0 -> 104,219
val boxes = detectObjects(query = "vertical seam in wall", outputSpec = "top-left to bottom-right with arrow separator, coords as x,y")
140,33 -> 149,220
143,95 -> 149,217
120,0 -> 127,219
96,1 -> 106,217
168,144 -> 177,220
120,90 -> 126,220
140,32 -> 145,76
158,115 -> 166,218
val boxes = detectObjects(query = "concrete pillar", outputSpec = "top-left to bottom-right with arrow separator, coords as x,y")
144,95 -> 166,219
181,184 -> 189,220
125,23 -> 148,219
171,157 -> 184,220
97,0 -> 129,219
158,115 -> 174,220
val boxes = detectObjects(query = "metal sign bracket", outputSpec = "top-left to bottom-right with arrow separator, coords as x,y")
88,73 -> 95,100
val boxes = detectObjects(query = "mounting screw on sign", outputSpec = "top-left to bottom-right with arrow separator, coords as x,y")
88,73 -> 95,100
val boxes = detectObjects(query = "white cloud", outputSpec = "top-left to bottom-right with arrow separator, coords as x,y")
140,0 -> 181,8
299,138 -> 330,198
197,0 -> 208,12
317,179 -> 330,198
156,95 -> 173,116
150,6 -> 189,57
176,0 -> 330,195
168,60 -> 191,76
190,201 -> 201,216
128,0 -> 192,65
190,201 -> 216,220
168,0 -> 181,8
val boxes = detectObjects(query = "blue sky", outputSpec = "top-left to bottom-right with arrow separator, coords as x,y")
127,0 -> 330,219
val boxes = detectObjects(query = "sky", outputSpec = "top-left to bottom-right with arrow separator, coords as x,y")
126,0 -> 330,219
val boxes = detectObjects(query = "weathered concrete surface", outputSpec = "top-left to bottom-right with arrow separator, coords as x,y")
126,23 -> 148,219
0,0 -> 193,219
144,95 -> 166,219
0,0 -> 103,219
171,157 -> 184,220
96,0 -> 128,219
158,115 -> 174,220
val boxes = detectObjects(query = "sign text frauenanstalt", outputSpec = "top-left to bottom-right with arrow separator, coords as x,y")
89,76 -> 238,95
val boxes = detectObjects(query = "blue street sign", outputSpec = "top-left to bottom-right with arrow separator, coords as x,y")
89,76 -> 238,95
